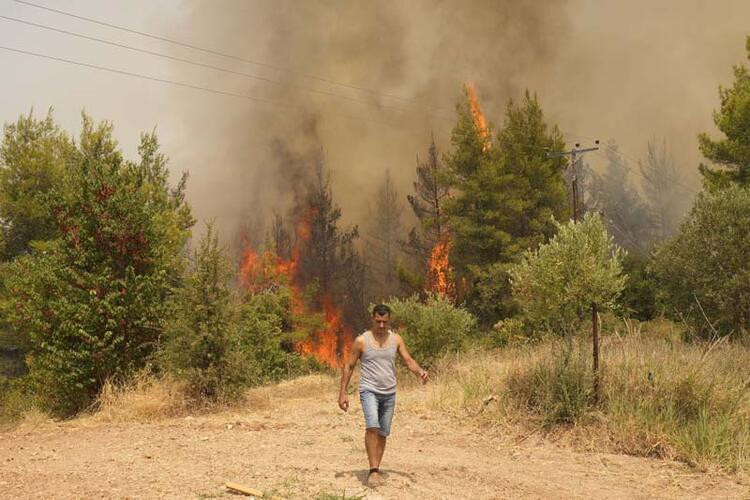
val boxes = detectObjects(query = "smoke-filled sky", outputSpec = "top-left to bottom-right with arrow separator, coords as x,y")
1,0 -> 748,242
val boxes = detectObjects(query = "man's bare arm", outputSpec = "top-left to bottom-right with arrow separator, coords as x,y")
396,334 -> 429,383
338,336 -> 364,411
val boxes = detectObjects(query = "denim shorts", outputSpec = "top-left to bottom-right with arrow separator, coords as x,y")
359,390 -> 396,437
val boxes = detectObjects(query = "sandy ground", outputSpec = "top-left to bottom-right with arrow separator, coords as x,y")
1,376 -> 747,499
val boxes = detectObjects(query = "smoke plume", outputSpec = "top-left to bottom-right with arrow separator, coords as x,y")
164,0 -> 750,245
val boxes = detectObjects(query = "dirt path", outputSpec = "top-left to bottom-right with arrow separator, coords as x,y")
1,376 -> 747,499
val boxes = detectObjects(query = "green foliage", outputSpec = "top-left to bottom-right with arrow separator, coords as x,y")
161,224 -> 248,403
401,136 -> 451,289
0,109 -> 75,260
386,294 -> 476,366
510,212 -> 626,336
619,253 -> 658,321
698,36 -> 750,189
2,114 -> 193,416
237,287 -> 320,383
467,262 -> 518,328
444,90 -> 569,325
0,375 -> 34,424
651,186 -> 750,338
446,90 -> 568,269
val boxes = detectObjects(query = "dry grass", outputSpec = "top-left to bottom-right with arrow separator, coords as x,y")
81,372 -> 338,425
85,372 -> 193,424
0,407 -> 53,434
425,321 -> 750,475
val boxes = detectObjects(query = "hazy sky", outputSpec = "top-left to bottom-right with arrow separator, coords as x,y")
1,0 -> 749,240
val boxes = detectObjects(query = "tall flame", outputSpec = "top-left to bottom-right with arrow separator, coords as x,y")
426,233 -> 455,299
239,207 -> 351,368
465,82 -> 491,153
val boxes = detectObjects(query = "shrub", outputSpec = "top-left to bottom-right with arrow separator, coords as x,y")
619,252 -> 658,320
509,212 -> 626,337
237,287 -> 320,383
505,340 -> 593,425
0,375 -> 34,425
3,116 -> 193,416
386,294 -> 476,366
160,224 -> 249,404
651,185 -> 750,339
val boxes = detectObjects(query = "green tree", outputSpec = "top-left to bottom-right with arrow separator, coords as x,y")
399,136 -> 451,294
3,114 -> 193,415
651,186 -> 750,338
698,36 -> 750,189
445,89 -> 569,323
385,294 -> 476,366
237,286 -> 318,383
509,212 -> 626,337
298,156 -> 367,332
0,109 -> 74,260
161,223 -> 248,403
404,135 -> 451,260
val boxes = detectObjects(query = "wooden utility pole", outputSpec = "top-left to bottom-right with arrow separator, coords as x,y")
549,141 -> 601,402
592,302 -> 600,402
548,141 -> 599,222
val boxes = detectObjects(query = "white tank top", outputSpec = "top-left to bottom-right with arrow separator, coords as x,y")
358,330 -> 398,394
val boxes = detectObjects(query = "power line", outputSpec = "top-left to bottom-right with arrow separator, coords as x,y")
13,0 -> 427,108
0,14 -> 422,115
0,44 -> 278,103
0,43 -> 412,131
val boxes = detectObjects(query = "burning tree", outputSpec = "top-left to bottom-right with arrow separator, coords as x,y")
465,83 -> 492,153
445,88 -> 569,325
239,152 -> 366,368
400,135 -> 453,298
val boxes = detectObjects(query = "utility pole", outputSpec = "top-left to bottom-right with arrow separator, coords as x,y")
548,141 -> 599,222
548,140 -> 602,403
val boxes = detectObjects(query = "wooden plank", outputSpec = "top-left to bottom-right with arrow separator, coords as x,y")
225,482 -> 263,497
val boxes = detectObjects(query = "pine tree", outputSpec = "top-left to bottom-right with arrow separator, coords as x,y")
589,141 -> 652,251
402,135 -> 451,265
444,89 -> 569,324
366,169 -> 403,300
298,154 -> 367,331
162,222 -> 248,403
638,139 -> 685,240
698,36 -> 750,189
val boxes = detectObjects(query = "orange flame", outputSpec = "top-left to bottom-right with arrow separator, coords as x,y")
297,294 -> 352,368
426,234 -> 455,299
238,207 -> 351,368
465,83 -> 491,153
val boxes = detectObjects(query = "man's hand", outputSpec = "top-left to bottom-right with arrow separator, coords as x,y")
338,393 -> 349,411
419,370 -> 429,384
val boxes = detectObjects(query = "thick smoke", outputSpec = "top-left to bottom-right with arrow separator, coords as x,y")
165,0 -> 750,247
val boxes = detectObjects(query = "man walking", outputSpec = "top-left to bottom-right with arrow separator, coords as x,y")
338,304 -> 429,486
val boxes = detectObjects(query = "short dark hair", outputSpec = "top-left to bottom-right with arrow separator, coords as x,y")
372,304 -> 391,317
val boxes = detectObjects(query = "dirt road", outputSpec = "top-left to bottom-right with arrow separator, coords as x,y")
1,375 -> 746,499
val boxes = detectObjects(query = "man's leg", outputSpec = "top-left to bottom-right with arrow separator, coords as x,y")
374,393 -> 396,472
364,428 -> 380,469
375,434 -> 387,467
360,391 -> 383,484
